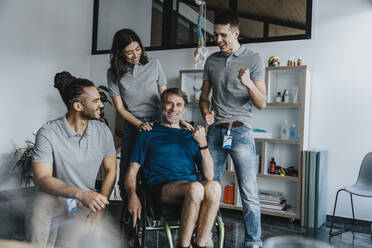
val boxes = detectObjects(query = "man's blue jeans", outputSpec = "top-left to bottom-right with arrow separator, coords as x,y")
207,124 -> 262,247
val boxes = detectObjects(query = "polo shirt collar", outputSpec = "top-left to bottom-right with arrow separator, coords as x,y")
233,45 -> 246,57
219,45 -> 246,58
61,116 -> 92,138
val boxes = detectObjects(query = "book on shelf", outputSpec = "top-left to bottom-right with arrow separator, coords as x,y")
261,205 -> 289,213
260,199 -> 286,205
260,200 -> 287,211
259,190 -> 284,202
253,128 -> 272,139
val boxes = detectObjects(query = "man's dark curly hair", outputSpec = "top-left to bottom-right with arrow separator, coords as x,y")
54,71 -> 94,110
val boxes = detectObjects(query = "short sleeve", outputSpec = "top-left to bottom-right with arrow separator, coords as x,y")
202,57 -> 210,81
107,69 -> 121,97
250,54 -> 265,83
129,132 -> 148,166
33,128 -> 53,164
156,59 -> 167,87
102,125 -> 116,159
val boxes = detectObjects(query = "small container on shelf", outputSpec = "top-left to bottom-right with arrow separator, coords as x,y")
289,124 -> 298,140
282,89 -> 289,103
275,92 -> 282,103
223,184 -> 235,204
280,120 -> 289,140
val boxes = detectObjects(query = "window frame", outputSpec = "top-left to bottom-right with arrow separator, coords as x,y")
91,0 -> 313,55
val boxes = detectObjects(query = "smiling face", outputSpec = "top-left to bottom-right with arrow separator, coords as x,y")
122,41 -> 142,65
79,86 -> 104,120
162,93 -> 186,125
214,24 -> 240,54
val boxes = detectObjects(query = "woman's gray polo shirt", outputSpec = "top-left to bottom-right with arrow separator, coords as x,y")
107,58 -> 167,118
33,116 -> 116,192
203,45 -> 265,128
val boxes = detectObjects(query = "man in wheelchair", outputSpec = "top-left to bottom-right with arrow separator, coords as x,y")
125,88 -> 221,248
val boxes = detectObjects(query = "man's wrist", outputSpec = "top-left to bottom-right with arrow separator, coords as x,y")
199,145 -> 208,150
74,189 -> 84,201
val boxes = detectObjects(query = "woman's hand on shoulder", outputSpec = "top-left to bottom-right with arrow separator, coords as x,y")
180,119 -> 194,131
138,122 -> 153,131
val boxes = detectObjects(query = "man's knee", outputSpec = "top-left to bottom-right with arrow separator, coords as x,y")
186,181 -> 204,203
204,180 -> 221,202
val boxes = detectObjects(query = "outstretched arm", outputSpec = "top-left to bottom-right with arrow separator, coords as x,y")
124,162 -> 142,227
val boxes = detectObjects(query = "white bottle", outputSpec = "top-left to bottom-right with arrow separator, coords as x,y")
281,120 -> 289,140
283,89 -> 289,103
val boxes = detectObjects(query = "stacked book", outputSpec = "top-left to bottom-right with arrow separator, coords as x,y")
259,190 -> 288,212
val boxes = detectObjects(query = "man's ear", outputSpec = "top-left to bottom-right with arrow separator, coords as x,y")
234,28 -> 240,39
72,101 -> 83,112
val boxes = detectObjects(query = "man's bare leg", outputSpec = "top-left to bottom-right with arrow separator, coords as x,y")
194,181 -> 221,246
161,181 -> 205,247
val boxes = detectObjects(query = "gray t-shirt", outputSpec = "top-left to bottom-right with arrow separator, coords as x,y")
203,45 -> 265,128
107,58 -> 167,118
33,116 -> 116,192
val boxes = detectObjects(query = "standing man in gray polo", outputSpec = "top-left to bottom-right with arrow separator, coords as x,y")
199,11 -> 266,248
28,72 -> 117,248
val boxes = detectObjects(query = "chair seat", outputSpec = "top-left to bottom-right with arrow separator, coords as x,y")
344,183 -> 372,197
154,201 -> 182,219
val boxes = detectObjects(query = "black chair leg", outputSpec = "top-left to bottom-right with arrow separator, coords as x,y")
329,189 -> 347,237
350,193 -> 355,234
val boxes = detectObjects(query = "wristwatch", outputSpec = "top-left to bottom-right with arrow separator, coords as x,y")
199,145 -> 208,150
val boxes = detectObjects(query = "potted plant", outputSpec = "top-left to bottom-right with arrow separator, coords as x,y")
13,139 -> 35,186
97,85 -> 112,126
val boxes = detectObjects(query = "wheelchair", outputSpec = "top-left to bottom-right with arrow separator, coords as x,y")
120,170 -> 225,248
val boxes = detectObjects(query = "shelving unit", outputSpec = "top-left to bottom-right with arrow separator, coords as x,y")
178,66 -> 311,222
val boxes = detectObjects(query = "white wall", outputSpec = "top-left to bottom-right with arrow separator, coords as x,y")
97,0 -> 152,50
90,0 -> 372,220
0,0 -> 93,190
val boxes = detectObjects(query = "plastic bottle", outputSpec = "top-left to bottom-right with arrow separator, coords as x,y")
290,124 -> 297,140
283,89 -> 289,103
275,92 -> 282,103
281,120 -> 289,140
269,158 -> 276,174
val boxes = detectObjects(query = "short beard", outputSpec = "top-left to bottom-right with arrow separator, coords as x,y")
81,109 -> 101,120
163,110 -> 181,125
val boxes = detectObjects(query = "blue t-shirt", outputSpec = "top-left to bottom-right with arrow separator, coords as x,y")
130,123 -> 202,186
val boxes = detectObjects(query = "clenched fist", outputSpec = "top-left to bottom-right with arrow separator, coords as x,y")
203,110 -> 215,126
192,125 -> 207,147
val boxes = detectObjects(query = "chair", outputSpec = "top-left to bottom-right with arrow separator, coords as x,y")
329,152 -> 372,237
120,170 -> 225,248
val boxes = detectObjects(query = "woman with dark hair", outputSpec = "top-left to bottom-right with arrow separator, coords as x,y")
107,29 -> 186,196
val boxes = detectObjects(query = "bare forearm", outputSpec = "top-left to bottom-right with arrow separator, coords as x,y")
117,108 -> 142,127
124,171 -> 137,197
100,168 -> 116,199
36,176 -> 83,199
199,97 -> 210,116
201,150 -> 214,180
248,85 -> 267,110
